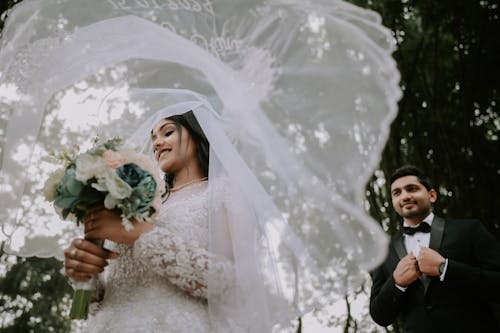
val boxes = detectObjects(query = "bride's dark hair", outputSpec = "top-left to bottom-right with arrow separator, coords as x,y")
163,111 -> 209,191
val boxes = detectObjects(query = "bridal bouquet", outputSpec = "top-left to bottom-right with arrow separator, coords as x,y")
44,137 -> 164,319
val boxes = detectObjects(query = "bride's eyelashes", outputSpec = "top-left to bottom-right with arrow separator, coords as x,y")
152,128 -> 177,155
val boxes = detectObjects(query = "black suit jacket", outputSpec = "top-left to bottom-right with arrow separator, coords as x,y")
370,217 -> 500,333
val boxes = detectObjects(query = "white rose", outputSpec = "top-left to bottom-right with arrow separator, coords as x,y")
92,169 -> 132,199
43,168 -> 66,202
104,193 -> 118,209
75,153 -> 107,182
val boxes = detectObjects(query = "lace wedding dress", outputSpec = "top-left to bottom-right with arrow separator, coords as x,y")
84,181 -> 232,333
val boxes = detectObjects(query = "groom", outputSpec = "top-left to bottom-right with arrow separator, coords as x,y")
369,165 -> 500,333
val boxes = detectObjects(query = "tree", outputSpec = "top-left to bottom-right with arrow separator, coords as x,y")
0,246 -> 73,333
352,0 -> 500,235
353,0 -> 500,331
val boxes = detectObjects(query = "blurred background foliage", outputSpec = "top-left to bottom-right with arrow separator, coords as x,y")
353,0 -> 500,239
0,247 -> 72,332
1,0 -> 499,332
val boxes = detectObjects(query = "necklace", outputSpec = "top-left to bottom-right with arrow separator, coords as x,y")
170,177 -> 208,192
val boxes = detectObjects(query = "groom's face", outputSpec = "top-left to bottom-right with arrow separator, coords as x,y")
390,175 -> 437,225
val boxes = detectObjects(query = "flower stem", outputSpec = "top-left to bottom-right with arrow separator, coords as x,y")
69,289 -> 92,319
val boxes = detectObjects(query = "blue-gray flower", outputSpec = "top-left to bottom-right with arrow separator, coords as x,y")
54,165 -> 84,209
116,163 -> 145,187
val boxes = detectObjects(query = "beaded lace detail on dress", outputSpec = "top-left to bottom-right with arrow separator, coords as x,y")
83,181 -> 234,333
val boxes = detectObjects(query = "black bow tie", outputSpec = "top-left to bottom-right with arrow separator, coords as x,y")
403,222 -> 431,235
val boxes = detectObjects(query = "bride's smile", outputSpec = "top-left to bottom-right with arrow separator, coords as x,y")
151,117 -> 205,190
157,148 -> 171,161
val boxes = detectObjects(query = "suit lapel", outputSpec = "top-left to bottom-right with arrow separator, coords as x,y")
429,216 -> 445,251
393,234 -> 407,260
424,216 -> 446,293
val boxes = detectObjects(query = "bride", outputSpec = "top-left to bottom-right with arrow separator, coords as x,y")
65,110 -> 235,332
0,0 -> 401,331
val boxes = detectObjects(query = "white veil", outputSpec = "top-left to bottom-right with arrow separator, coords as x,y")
0,0 -> 401,330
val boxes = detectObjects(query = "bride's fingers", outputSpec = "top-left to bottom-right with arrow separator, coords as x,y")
65,240 -> 118,267
83,212 -> 108,232
65,267 -> 93,281
72,238 -> 118,259
68,247 -> 109,268
85,228 -> 112,242
84,218 -> 99,233
65,258 -> 105,275
85,205 -> 105,215
82,206 -> 106,224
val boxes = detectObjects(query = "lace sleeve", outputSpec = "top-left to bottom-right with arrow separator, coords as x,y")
133,224 -> 234,299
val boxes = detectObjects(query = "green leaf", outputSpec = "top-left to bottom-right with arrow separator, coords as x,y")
54,196 -> 79,209
67,177 -> 84,196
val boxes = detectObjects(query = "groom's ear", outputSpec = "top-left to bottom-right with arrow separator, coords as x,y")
428,188 -> 437,204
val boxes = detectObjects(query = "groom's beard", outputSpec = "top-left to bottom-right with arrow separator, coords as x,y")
399,202 -> 432,221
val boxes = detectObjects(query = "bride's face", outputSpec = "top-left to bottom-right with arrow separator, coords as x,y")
151,119 -> 197,174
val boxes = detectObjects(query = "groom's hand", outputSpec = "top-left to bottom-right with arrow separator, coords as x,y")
393,251 -> 421,286
417,246 -> 444,276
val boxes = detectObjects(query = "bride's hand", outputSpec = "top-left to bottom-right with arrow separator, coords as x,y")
64,238 -> 118,281
83,208 -> 154,245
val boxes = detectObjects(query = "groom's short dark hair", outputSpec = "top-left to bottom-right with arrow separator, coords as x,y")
389,165 -> 433,191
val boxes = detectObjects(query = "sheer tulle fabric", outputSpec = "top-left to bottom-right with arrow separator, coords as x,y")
0,0 -> 400,330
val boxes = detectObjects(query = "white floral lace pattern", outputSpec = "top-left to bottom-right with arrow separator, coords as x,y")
83,181 -> 234,333
134,181 -> 235,298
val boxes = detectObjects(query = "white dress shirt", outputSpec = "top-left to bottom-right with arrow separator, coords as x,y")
403,212 -> 434,256
395,212 -> 448,291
